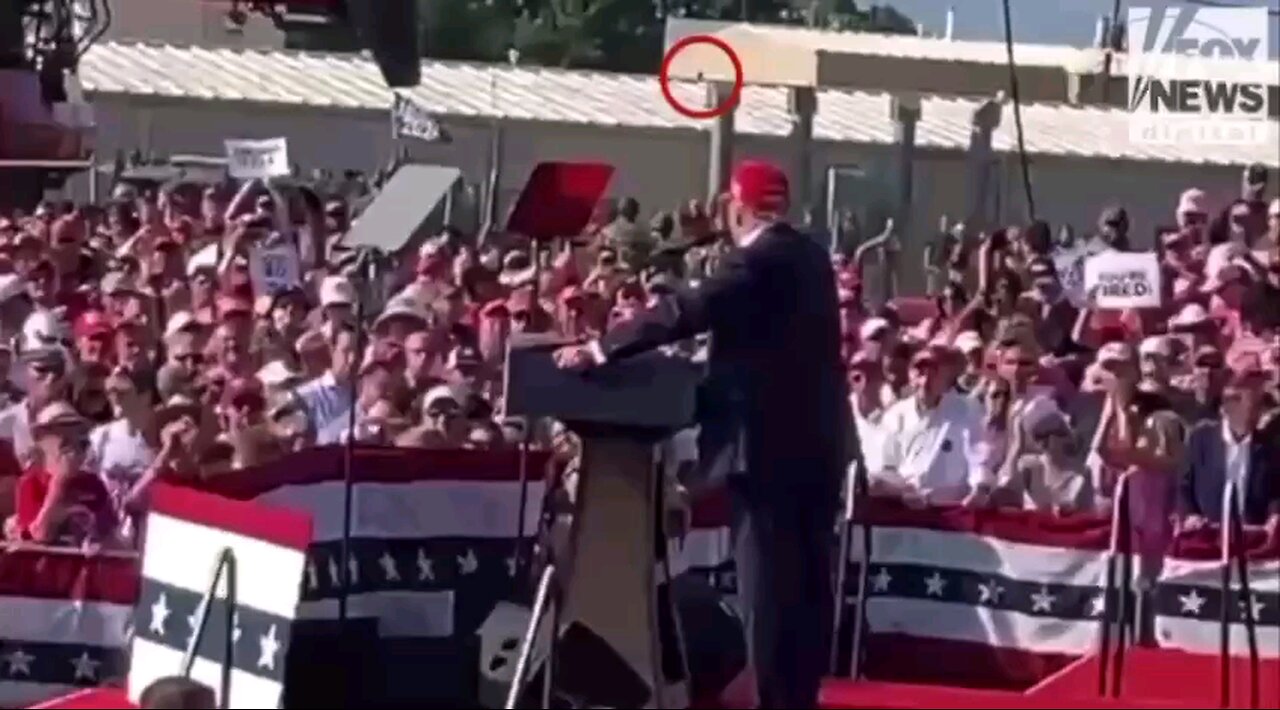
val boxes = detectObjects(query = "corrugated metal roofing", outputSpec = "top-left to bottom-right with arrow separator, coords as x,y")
78,42 -> 1279,168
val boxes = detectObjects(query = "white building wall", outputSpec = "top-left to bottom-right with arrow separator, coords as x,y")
73,93 -> 1245,292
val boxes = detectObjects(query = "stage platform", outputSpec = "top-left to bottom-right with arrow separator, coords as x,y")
1028,648 -> 1279,708
821,648 -> 1276,710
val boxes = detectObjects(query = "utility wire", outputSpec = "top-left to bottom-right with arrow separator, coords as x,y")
1000,0 -> 1036,222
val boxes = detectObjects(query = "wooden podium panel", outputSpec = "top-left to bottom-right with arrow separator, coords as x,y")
505,334 -> 698,708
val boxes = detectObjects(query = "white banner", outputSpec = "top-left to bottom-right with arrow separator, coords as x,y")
1084,250 -> 1162,309
225,137 -> 291,180
393,93 -> 444,143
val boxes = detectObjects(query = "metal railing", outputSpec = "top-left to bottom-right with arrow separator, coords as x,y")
1097,470 -> 1134,697
181,547 -> 239,710
1217,480 -> 1260,710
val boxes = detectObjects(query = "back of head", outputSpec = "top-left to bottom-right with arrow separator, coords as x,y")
138,676 -> 216,709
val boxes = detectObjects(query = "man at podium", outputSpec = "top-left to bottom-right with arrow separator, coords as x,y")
555,160 -> 849,709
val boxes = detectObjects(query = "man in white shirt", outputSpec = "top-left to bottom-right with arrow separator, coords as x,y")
875,344 -> 994,506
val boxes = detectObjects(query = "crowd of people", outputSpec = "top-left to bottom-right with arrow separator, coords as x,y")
0,161 -> 1278,578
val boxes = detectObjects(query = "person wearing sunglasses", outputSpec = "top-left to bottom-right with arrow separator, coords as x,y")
0,348 -> 70,465
13,401 -> 117,546
996,401 -> 1093,515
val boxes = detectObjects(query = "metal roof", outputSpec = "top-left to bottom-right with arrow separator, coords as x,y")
78,42 -> 1279,168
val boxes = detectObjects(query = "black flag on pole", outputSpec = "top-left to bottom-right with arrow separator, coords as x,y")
392,92 -> 447,143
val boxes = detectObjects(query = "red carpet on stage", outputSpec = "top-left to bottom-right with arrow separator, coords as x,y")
26,688 -> 135,709
821,647 -> 1278,709
1028,648 -> 1279,709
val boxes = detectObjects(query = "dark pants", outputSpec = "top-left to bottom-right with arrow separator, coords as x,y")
728,474 -> 837,709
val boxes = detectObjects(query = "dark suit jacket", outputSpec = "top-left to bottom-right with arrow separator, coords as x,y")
1180,418 -> 1280,525
600,223 -> 848,494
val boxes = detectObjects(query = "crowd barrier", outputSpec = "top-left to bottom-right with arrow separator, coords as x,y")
3,448 -> 1277,707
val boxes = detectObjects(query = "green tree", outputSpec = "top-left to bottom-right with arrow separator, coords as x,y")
284,0 -> 919,73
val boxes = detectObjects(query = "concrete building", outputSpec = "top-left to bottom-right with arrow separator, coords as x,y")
662,18 -> 1280,114
72,42 -> 1278,292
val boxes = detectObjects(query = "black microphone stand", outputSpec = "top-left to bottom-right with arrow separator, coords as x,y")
337,247 -> 379,705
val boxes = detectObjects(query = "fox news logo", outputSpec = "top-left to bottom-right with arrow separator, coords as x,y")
1127,5 -> 1272,146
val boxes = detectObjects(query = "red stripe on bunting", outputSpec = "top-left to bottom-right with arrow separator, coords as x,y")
150,482 -> 314,551
0,546 -> 140,604
1166,525 -> 1280,561
192,446 -> 551,501
689,493 -> 1113,550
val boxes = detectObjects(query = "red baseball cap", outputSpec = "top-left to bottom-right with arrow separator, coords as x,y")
216,293 -> 253,318
73,310 -> 114,340
221,376 -> 266,410
731,160 -> 789,215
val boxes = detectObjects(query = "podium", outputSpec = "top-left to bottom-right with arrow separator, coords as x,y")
503,333 -> 701,709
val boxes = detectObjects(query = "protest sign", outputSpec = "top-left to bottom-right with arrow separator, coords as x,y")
224,137 -> 290,180
250,238 -> 302,295
1084,250 -> 1162,309
392,93 -> 446,143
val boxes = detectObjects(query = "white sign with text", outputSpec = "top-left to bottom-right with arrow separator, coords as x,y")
1085,250 -> 1162,309
225,137 -> 291,179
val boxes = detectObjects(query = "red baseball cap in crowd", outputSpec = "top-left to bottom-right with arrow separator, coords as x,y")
222,376 -> 266,410
216,292 -> 254,319
730,160 -> 789,215
480,299 -> 510,319
73,310 -> 114,340
558,285 -> 586,308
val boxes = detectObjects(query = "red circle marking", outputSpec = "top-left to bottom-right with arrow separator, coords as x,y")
659,35 -> 744,120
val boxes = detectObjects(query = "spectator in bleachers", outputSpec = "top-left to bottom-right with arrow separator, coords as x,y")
1180,363 -> 1280,528
14,401 -> 116,546
875,344 -> 993,507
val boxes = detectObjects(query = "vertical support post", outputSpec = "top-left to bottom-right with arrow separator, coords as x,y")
965,95 -> 1003,234
888,94 -> 920,303
706,82 -> 736,202
788,86 -> 818,226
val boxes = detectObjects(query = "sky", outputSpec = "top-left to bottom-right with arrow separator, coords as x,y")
886,0 -> 1280,58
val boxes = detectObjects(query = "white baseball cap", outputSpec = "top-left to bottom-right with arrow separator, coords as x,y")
319,275 -> 355,307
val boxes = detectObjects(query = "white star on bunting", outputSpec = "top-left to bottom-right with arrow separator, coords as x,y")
977,579 -> 1004,605
186,611 -> 201,646
1179,589 -> 1207,615
870,567 -> 892,593
1238,594 -> 1265,622
70,652 -> 99,681
1090,594 -> 1107,617
381,551 -> 401,582
149,593 -> 171,636
1030,586 -> 1056,613
328,556 -> 341,587
4,648 -> 34,676
306,560 -> 319,591
458,548 -> 479,576
505,555 -> 517,577
348,555 -> 360,584
258,624 -> 281,671
417,548 -> 435,581
232,612 -> 243,645
923,571 -> 946,597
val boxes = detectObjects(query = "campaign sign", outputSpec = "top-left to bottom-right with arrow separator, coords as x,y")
225,138 -> 291,180
1084,250 -> 1162,309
